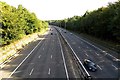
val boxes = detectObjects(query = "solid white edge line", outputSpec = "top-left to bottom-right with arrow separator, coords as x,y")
57,31 -> 69,80
29,68 -> 34,75
58,25 -> 118,60
58,28 -> 90,77
7,34 -> 47,79
72,32 -> 118,60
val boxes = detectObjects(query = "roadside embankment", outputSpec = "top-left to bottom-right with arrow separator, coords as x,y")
78,33 -> 120,53
0,28 -> 48,67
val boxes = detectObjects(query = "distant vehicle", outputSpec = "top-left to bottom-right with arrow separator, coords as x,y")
51,33 -> 53,35
64,31 -> 66,33
84,59 -> 97,72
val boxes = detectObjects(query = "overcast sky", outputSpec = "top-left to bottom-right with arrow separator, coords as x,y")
0,0 -> 118,20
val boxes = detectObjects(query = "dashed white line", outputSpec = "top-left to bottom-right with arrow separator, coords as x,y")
30,63 -> 34,65
7,34 -> 46,78
14,71 -> 21,74
85,53 -> 88,56
95,52 -> 99,56
112,65 -> 118,70
99,60 -> 104,63
38,55 -> 41,58
102,51 -> 106,53
97,65 -> 102,70
72,33 -> 118,61
104,52 -> 108,56
89,50 -> 92,52
51,55 -> 52,59
48,68 -> 51,75
29,68 -> 34,75
113,59 -> 120,61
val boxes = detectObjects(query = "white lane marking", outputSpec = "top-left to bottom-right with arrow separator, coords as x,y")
29,68 -> 34,75
89,50 -> 92,52
72,33 -> 118,60
102,51 -> 106,53
84,51 -> 89,56
59,30 -> 90,78
38,55 -> 41,58
7,35 -> 46,78
113,59 -> 120,61
104,52 -> 108,56
72,42 -> 76,44
51,55 -> 52,59
95,52 -> 99,56
30,63 -> 34,65
99,60 -> 104,63
48,68 -> 51,75
85,53 -> 88,56
112,65 -> 118,70
107,53 -> 118,61
57,32 -> 69,80
94,76 -> 97,78
14,71 -> 21,74
97,65 -> 102,70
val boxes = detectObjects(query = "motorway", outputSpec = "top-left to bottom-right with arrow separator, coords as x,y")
0,25 -> 119,80
1,26 -> 69,79
55,26 -> 119,79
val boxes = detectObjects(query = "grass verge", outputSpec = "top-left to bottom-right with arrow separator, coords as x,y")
0,28 -> 48,65
79,33 -> 120,53
69,30 -> 120,54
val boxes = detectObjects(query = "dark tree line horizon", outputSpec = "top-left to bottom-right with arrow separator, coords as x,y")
49,1 -> 120,43
0,1 -> 48,46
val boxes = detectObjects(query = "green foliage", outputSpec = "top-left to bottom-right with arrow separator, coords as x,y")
0,1 -> 48,46
49,1 -> 120,42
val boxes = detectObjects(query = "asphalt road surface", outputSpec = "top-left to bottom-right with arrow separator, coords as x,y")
1,26 -> 68,79
55,26 -> 119,79
1,25 -> 119,80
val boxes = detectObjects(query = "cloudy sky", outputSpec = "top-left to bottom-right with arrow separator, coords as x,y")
0,0 -> 118,20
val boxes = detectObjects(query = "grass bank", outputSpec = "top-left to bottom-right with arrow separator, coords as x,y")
69,30 -> 120,54
0,28 -> 48,65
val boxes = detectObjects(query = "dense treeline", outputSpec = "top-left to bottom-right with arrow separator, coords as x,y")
49,1 -> 120,43
0,1 -> 48,46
